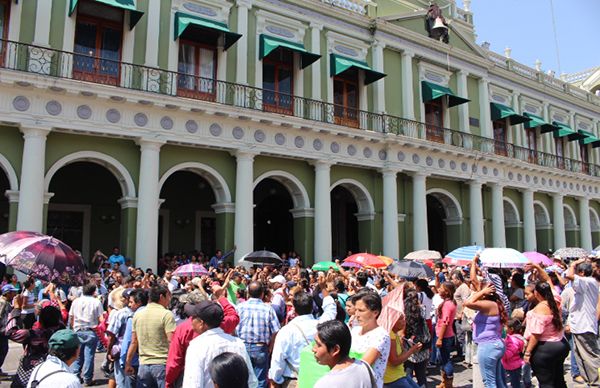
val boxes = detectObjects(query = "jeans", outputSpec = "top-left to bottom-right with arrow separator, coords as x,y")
0,334 -> 8,371
137,364 -> 166,388
429,331 -> 440,364
114,358 -> 134,388
245,343 -> 269,388
70,329 -> 98,383
505,368 -> 522,388
404,360 -> 427,387
384,376 -> 421,388
477,339 -> 506,388
522,363 -> 532,388
567,333 -> 580,377
438,337 -> 454,377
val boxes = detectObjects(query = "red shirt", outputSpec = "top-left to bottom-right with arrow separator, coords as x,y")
165,297 -> 239,388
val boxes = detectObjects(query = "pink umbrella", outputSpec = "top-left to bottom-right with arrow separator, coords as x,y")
377,285 -> 404,333
523,251 -> 553,266
172,263 -> 208,277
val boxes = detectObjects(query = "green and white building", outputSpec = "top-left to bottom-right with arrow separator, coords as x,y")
0,0 -> 599,271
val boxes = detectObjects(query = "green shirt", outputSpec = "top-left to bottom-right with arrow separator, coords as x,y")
132,303 -> 176,365
227,282 -> 245,305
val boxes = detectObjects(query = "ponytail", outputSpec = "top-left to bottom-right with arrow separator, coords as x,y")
535,282 -> 562,331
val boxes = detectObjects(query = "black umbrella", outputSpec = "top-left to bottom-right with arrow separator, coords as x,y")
241,250 -> 283,265
388,260 -> 434,279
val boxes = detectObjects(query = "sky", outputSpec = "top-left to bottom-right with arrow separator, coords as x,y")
464,0 -> 600,76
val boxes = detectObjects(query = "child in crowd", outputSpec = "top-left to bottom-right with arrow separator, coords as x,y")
502,318 -> 525,388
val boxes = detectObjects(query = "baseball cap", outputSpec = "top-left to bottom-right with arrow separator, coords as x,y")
48,329 -> 80,350
122,288 -> 135,299
1,284 -> 17,294
184,300 -> 224,322
269,275 -> 286,284
179,291 -> 207,304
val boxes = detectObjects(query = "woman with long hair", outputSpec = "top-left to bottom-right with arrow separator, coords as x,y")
523,282 -> 569,388
402,288 -> 431,388
464,282 -> 508,388
435,282 -> 456,388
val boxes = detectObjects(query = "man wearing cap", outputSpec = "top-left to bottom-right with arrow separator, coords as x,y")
27,329 -> 82,388
269,275 -> 287,323
0,284 -> 18,375
182,300 -> 257,387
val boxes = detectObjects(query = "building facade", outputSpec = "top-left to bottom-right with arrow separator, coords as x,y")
0,0 -> 599,271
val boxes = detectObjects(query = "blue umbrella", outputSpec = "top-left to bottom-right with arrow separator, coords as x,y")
443,245 -> 485,266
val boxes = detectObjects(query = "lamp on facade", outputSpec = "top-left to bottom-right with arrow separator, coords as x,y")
175,218 -> 191,228
99,214 -> 116,224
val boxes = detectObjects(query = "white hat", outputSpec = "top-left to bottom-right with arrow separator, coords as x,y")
269,275 -> 286,284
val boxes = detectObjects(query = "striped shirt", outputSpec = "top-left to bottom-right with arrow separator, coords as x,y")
236,298 -> 280,344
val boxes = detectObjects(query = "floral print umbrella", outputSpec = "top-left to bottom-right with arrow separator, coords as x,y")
0,231 -> 86,285
173,263 -> 209,277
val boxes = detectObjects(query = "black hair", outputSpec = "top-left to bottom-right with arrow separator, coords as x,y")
535,282 -> 562,331
334,279 -> 346,294
23,279 -> 34,289
248,281 -> 264,299
415,279 -> 434,299
511,273 -> 525,289
131,289 -> 149,306
82,283 -> 97,296
576,262 -> 593,277
149,285 -> 169,303
316,320 -> 352,358
208,352 -> 249,388
39,306 -> 62,328
356,272 -> 368,287
451,270 -> 464,283
49,345 -> 79,362
351,290 -> 382,317
507,318 -> 523,334
292,291 -> 313,316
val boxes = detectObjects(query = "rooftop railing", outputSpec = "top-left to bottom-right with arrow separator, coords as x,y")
1,38 -> 599,178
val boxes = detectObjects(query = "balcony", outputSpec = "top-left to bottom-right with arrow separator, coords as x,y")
1,39 -> 598,178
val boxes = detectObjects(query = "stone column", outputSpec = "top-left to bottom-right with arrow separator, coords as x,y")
235,0 -> 252,85
233,151 -> 255,263
382,169 -> 399,258
134,140 -> 163,272
469,180 -> 485,245
314,161 -> 332,261
401,50 -> 415,120
552,193 -> 566,249
522,189 -> 537,252
33,0 -> 51,46
144,0 -> 160,67
310,23 -> 322,101
579,196 -> 592,251
457,70 -> 470,133
16,126 -> 50,232
372,41 -> 386,114
412,172 -> 428,250
478,78 -> 492,138
490,183 -> 506,247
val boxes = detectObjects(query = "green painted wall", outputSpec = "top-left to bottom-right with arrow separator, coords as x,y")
482,187 -> 492,246
412,59 -> 421,121
19,0 -> 37,44
534,193 -> 553,251
226,7 -> 238,83
50,0 -> 67,49
366,50 -> 374,113
449,74 -> 459,131
384,49 -> 402,116
294,216 -> 314,264
506,227 -> 523,251
375,0 -> 415,17
121,207 -> 137,258
253,156 -> 314,204
0,126 -> 24,178
467,76 -> 480,135
133,0 -> 150,65
390,18 -> 428,39
157,0 -> 171,69
303,32 -> 312,98
320,30 -> 329,101
398,174 -> 411,256
247,9 -> 257,87
9,202 -> 18,232
216,212 -> 234,252
566,230 -> 579,248
426,178 -> 468,249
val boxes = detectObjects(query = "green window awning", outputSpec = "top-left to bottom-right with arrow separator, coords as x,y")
553,121 -> 584,141
490,102 -> 531,126
421,81 -> 469,108
174,12 -> 241,50
259,35 -> 320,69
69,0 -> 144,29
578,130 -> 600,147
330,54 -> 386,85
523,112 -> 557,134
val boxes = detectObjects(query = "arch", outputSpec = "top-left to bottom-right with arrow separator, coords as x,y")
503,197 -> 521,226
0,153 -> 19,191
533,201 -> 551,227
159,162 -> 231,204
590,208 -> 600,232
563,204 -> 578,230
425,188 -> 463,224
330,179 -> 375,217
45,151 -> 136,198
253,170 -> 310,209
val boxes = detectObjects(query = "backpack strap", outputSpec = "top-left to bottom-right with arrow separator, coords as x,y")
30,366 -> 69,388
358,359 -> 378,388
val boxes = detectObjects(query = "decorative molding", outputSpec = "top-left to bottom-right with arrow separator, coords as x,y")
417,61 -> 452,86
118,197 -> 138,209
289,208 -> 315,218
355,212 -> 376,221
256,9 -> 307,42
398,213 -> 406,222
174,0 -> 232,23
211,202 -> 236,214
326,31 -> 368,60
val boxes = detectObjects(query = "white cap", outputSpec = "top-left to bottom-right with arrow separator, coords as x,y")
269,275 -> 286,284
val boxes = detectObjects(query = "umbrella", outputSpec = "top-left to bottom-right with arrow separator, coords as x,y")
404,250 -> 442,261
340,261 -> 361,268
387,260 -> 434,279
344,253 -> 387,268
0,231 -> 86,285
377,285 -> 404,333
523,251 -> 553,266
553,247 -> 589,259
241,250 -> 283,265
312,261 -> 340,272
377,256 -> 395,266
442,245 -> 484,266
173,263 -> 208,277
479,248 -> 529,268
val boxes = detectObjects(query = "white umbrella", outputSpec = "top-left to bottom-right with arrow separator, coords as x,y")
404,250 -> 442,261
479,248 -> 529,268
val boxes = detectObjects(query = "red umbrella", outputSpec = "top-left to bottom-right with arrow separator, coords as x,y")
442,256 -> 471,267
0,231 -> 86,285
343,253 -> 387,268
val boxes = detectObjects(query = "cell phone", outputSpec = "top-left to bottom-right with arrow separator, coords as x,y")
402,337 -> 415,346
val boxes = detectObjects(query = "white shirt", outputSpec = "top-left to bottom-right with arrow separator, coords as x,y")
182,327 -> 258,388
21,289 -> 35,314
319,295 -> 337,323
268,314 -> 318,384
568,275 -> 600,335
419,292 -> 433,320
166,278 -> 179,292
350,326 -> 390,388
70,295 -> 103,331
27,355 -> 81,388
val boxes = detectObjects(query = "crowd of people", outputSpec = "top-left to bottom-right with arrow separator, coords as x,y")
0,246 -> 598,388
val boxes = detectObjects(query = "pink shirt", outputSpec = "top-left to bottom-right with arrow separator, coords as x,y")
524,311 -> 564,342
435,300 -> 456,338
501,334 -> 525,371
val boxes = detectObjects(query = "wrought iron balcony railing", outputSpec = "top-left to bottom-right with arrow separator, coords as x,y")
1,38 -> 598,178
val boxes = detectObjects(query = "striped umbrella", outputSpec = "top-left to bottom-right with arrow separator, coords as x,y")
172,263 -> 208,277
442,245 -> 484,266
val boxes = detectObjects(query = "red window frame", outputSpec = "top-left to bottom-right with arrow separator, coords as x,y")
493,119 -> 508,156
73,12 -> 123,86
333,72 -> 359,128
262,49 -> 294,115
0,0 -> 10,67
424,99 -> 444,143
177,39 -> 217,102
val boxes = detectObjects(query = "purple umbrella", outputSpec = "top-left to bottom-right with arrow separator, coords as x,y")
173,263 -> 208,277
523,251 -> 553,266
0,231 -> 86,285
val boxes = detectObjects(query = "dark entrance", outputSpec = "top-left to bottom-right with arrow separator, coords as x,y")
331,186 -> 358,259
427,194 -> 447,254
253,178 -> 294,255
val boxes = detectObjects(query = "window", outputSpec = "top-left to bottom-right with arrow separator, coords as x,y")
424,99 -> 444,143
555,137 -> 564,169
525,128 -> 538,163
177,40 -> 217,101
493,120 -> 507,156
0,0 -> 10,66
263,49 -> 293,114
333,68 -> 358,128
580,144 -> 589,173
73,1 -> 123,86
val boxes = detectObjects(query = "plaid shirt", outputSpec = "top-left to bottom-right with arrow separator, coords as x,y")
236,298 -> 280,344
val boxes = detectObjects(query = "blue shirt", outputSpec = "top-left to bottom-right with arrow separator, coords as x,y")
120,306 -> 145,368
236,298 -> 280,344
109,254 -> 125,266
